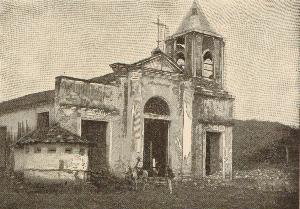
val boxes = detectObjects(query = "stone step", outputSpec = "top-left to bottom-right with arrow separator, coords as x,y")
148,177 -> 166,181
147,177 -> 168,185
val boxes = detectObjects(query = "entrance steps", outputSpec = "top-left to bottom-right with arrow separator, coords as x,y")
147,177 -> 167,186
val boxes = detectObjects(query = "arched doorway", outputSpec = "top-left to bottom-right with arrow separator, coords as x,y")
143,97 -> 170,177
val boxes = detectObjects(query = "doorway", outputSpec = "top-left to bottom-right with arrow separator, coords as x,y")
81,120 -> 107,173
143,119 -> 169,177
205,132 -> 221,176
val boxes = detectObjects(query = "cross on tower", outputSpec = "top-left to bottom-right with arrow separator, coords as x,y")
152,16 -> 168,50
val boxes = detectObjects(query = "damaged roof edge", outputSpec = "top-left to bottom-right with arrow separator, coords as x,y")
57,75 -> 118,86
15,124 -> 90,146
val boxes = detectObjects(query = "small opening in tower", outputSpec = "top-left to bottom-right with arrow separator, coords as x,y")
177,36 -> 185,45
192,8 -> 198,15
176,36 -> 185,53
176,52 -> 185,69
203,51 -> 214,78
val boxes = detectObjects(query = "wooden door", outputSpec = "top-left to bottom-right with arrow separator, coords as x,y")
81,120 -> 107,173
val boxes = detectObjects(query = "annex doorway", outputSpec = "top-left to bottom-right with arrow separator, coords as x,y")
143,97 -> 170,177
81,120 -> 107,173
205,132 -> 222,176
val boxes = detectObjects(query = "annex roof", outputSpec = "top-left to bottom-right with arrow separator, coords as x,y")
16,124 -> 89,145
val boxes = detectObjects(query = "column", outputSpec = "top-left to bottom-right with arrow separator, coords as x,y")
181,81 -> 194,175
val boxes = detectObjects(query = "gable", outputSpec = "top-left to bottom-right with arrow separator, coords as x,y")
135,54 -> 183,74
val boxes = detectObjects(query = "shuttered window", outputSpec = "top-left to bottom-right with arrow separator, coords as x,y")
37,112 -> 49,129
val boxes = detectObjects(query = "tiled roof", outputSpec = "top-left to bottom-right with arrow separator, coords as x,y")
16,124 -> 89,145
0,90 -> 55,114
172,0 -> 221,38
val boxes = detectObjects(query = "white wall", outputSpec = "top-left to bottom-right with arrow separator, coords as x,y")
0,103 -> 55,142
15,143 -> 89,181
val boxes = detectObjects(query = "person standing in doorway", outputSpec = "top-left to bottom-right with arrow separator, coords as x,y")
166,165 -> 175,194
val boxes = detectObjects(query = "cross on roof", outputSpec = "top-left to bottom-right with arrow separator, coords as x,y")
152,16 -> 168,49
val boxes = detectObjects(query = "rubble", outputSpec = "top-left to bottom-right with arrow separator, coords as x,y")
233,168 -> 298,192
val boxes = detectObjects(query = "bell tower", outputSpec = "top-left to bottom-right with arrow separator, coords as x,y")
165,0 -> 224,85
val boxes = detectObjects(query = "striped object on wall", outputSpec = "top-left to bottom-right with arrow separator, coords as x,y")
132,100 -> 142,152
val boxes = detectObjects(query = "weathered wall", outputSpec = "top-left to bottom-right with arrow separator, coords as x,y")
194,96 -> 233,122
192,95 -> 233,179
181,81 -> 194,175
0,103 -> 55,143
213,38 -> 223,85
224,126 -> 233,179
55,76 -> 128,175
195,34 -> 203,77
192,123 -> 232,178
185,33 -> 193,77
14,143 -> 88,181
139,71 -> 184,175
0,103 -> 55,169
56,77 -> 121,111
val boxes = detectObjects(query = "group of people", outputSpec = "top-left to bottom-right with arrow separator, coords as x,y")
129,157 -> 175,194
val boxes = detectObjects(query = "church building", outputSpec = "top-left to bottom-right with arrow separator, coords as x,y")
0,1 -> 234,181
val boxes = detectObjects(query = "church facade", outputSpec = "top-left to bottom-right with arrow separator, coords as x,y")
0,1 -> 234,180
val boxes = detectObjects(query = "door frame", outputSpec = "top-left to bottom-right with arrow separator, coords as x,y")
203,126 -> 225,177
143,114 -> 170,175
81,119 -> 109,173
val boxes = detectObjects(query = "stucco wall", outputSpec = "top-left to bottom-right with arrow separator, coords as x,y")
14,143 -> 89,181
192,94 -> 233,179
55,76 -> 128,175
0,103 -> 55,169
0,103 -> 55,143
56,77 -> 121,111
194,96 -> 233,122
53,72 -> 233,179
139,71 -> 184,174
192,123 -> 232,179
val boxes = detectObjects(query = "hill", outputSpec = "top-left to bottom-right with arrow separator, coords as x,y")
232,120 -> 299,170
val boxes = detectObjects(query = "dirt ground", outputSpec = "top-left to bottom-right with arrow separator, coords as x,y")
0,170 -> 298,209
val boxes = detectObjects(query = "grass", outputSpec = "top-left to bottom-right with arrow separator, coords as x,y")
0,177 -> 298,209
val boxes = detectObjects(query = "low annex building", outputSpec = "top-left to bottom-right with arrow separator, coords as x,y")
14,124 -> 89,181
0,1 -> 234,181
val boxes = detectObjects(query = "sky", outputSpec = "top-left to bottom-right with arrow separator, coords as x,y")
0,0 -> 299,127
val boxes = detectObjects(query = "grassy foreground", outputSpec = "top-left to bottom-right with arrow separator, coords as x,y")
0,177 -> 298,209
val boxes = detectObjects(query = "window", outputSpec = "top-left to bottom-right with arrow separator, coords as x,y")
37,112 -> 49,129
192,8 -> 198,15
65,147 -> 72,154
203,51 -> 214,78
59,160 -> 64,170
25,146 -> 30,154
79,148 -> 85,156
34,147 -> 41,153
47,147 -> 56,153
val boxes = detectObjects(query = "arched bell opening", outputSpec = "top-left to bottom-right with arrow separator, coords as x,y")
203,50 -> 214,79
